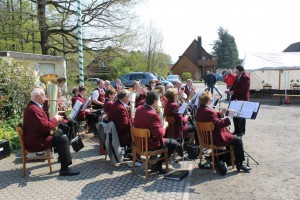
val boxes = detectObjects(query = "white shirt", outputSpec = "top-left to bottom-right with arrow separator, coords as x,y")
92,86 -> 105,101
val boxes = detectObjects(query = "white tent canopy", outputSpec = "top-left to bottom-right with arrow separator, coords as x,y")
242,52 -> 300,70
242,52 -> 300,90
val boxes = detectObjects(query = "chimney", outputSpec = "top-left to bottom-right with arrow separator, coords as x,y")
197,36 -> 202,61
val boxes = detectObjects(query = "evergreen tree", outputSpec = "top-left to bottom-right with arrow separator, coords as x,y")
212,27 -> 240,69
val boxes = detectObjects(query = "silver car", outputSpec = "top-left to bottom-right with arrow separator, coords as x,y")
166,74 -> 182,84
119,72 -> 158,87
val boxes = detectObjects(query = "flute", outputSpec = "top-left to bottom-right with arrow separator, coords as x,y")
212,106 -> 241,114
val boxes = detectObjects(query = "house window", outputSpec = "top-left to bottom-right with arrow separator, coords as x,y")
202,56 -> 206,60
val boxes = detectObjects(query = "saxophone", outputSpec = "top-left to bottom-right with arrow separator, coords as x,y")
40,74 -> 60,135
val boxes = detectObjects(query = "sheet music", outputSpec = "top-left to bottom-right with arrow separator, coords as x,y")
82,96 -> 91,110
178,103 -> 188,114
229,101 -> 260,119
69,100 -> 83,120
228,101 -> 243,117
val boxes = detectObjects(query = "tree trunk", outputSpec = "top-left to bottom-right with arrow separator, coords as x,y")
37,0 -> 49,55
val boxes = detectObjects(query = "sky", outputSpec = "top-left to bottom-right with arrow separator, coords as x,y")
135,0 -> 300,63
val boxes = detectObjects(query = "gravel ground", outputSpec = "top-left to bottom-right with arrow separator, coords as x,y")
188,83 -> 300,200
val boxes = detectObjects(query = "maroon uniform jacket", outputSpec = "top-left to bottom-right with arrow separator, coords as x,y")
23,101 -> 58,152
196,106 -> 234,146
164,100 -> 189,138
134,105 -> 167,150
135,93 -> 146,108
108,100 -> 134,147
230,72 -> 250,101
71,94 -> 78,107
104,98 -> 113,113
184,85 -> 191,97
92,87 -> 105,109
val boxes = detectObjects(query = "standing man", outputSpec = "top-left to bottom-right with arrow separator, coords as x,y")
223,70 -> 237,101
92,79 -> 105,110
205,70 -> 216,94
23,88 -> 79,176
227,65 -> 250,136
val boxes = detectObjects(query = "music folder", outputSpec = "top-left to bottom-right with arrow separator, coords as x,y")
164,170 -> 189,181
82,96 -> 92,110
228,100 -> 260,119
69,100 -> 83,120
178,103 -> 188,114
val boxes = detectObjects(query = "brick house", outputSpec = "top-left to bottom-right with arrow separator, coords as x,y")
170,36 -> 217,80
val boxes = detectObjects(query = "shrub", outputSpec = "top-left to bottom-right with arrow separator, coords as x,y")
182,72 -> 192,81
0,117 -> 22,151
0,58 -> 35,119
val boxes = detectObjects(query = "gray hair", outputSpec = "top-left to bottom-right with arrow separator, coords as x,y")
30,88 -> 44,100
186,79 -> 193,84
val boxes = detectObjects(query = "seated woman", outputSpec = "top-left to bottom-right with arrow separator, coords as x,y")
103,88 -> 117,122
164,88 -> 197,144
195,91 -> 251,172
73,86 -> 99,136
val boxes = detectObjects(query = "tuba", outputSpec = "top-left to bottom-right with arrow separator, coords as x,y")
40,74 -> 60,135
129,91 -> 136,118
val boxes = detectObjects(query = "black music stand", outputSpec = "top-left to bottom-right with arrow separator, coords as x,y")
229,100 -> 261,165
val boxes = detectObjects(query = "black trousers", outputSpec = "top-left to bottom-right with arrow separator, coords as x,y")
233,117 -> 246,135
86,113 -> 100,134
151,138 -> 180,166
51,129 -> 72,170
232,136 -> 245,165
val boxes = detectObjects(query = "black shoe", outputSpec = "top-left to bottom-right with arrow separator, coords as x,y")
59,168 -> 80,176
175,146 -> 184,157
236,164 -> 252,172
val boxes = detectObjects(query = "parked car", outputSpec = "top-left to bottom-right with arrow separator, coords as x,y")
157,76 -> 172,86
166,74 -> 181,84
85,78 -> 100,85
119,72 -> 158,87
215,73 -> 223,81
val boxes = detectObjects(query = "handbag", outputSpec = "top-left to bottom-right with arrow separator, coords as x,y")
70,135 -> 84,152
186,144 -> 199,159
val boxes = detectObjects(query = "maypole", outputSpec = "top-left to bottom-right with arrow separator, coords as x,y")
77,0 -> 84,86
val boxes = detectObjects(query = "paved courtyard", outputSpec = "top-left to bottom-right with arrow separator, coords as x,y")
1,83 -> 299,199
0,135 -> 194,200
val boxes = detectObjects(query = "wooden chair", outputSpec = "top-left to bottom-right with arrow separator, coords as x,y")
165,115 -> 195,144
130,126 -> 168,179
195,122 -> 235,173
16,123 -> 52,177
165,116 -> 176,139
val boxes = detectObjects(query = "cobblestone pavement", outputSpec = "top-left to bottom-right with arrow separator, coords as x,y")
0,135 -> 195,200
